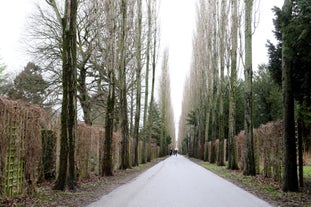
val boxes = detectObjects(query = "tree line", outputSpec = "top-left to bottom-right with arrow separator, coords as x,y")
178,0 -> 311,193
0,0 -> 175,191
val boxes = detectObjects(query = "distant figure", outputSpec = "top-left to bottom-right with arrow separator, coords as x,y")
173,148 -> 178,156
170,148 -> 173,156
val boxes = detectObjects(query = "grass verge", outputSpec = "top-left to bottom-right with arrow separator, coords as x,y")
195,159 -> 311,207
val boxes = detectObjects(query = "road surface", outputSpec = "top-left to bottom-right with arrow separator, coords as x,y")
88,156 -> 272,207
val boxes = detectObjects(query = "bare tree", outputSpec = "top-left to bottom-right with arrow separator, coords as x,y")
119,0 -> 131,169
243,0 -> 256,176
47,0 -> 78,191
159,49 -> 169,156
142,0 -> 152,163
101,0 -> 118,176
209,0 -> 219,164
29,0 -> 104,125
217,0 -> 228,166
146,0 -> 159,162
227,0 -> 239,170
133,0 -> 143,167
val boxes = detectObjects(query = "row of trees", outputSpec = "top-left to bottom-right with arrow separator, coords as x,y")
178,0 -> 252,168
1,0 -> 175,191
178,0 -> 311,192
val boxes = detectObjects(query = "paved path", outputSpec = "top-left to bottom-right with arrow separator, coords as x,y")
88,156 -> 272,207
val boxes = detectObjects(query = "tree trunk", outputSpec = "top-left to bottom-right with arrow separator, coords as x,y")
228,0 -> 239,170
160,50 -> 169,157
217,0 -> 227,167
133,0 -> 143,167
53,0 -> 78,191
204,102 -> 211,161
243,0 -> 256,176
281,0 -> 298,192
142,0 -> 152,164
297,116 -> 303,187
210,0 -> 218,164
103,71 -> 115,176
129,85 -> 134,136
102,0 -> 117,176
78,66 -> 92,125
147,20 -> 157,162
120,0 -> 130,169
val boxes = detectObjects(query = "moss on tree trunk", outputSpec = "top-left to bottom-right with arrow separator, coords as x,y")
53,0 -> 78,191
243,0 -> 256,176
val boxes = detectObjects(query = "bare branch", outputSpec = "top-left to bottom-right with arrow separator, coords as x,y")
46,0 -> 63,24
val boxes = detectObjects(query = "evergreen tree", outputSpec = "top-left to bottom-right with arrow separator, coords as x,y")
267,0 -> 311,191
7,62 -> 48,107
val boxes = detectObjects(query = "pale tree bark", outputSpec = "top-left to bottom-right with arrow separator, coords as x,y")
228,0 -> 239,170
160,50 -> 169,156
281,0 -> 298,192
243,0 -> 256,176
47,0 -> 78,191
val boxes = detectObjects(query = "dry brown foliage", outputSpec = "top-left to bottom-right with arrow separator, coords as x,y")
0,96 -> 161,198
0,97 -> 50,196
235,120 -> 283,180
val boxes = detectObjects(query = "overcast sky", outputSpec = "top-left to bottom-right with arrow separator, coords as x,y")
159,0 -> 283,139
0,0 -> 283,139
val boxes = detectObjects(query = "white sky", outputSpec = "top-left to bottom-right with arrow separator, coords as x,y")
0,0 -> 37,75
0,0 -> 283,140
159,0 -> 284,140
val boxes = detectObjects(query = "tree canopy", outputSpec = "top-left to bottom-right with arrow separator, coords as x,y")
3,62 -> 49,107
267,0 -> 311,104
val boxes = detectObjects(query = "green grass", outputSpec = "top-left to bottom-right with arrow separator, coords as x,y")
201,161 -> 284,199
304,166 -> 311,180
198,160 -> 311,206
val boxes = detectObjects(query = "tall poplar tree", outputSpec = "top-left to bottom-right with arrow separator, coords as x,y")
133,0 -> 143,166
159,49 -> 169,156
102,0 -> 117,176
147,0 -> 158,161
210,0 -> 219,164
243,0 -> 256,176
142,0 -> 152,163
217,0 -> 227,166
120,0 -> 131,169
228,0 -> 239,170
